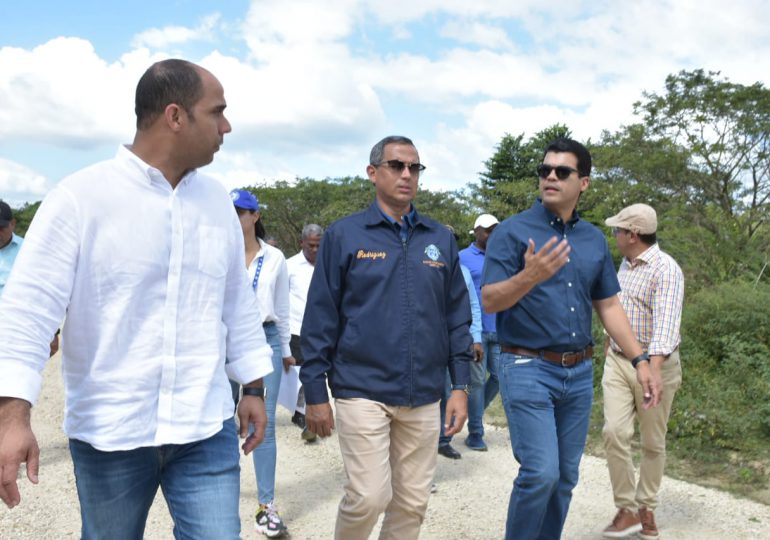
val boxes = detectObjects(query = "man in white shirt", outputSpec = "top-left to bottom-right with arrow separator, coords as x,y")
0,59 -> 274,539
286,224 -> 323,441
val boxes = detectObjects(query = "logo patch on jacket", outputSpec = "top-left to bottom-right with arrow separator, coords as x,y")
423,244 -> 445,268
357,249 -> 386,260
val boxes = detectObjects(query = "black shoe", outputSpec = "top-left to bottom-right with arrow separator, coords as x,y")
438,444 -> 462,459
291,411 -> 306,429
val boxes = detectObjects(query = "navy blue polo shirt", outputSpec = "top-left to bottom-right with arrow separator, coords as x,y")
481,199 -> 620,352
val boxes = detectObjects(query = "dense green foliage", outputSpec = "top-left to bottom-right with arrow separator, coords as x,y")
242,176 -> 475,254
673,281 -> 770,448
9,201 -> 41,237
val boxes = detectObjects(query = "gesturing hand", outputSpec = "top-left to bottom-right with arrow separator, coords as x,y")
523,236 -> 571,284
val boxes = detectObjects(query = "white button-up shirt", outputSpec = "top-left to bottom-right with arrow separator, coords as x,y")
0,146 -> 273,451
286,251 -> 315,335
250,239 -> 292,357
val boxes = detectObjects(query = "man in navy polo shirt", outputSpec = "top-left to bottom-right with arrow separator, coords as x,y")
300,135 -> 473,540
482,138 -> 662,540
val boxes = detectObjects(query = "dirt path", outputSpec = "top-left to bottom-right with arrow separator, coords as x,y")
2,356 -> 769,539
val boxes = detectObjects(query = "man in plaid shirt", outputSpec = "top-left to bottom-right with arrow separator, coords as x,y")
601,204 -> 684,540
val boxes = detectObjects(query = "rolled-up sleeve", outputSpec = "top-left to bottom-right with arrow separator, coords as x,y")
649,263 -> 684,356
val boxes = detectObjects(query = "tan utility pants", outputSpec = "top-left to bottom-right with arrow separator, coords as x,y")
602,348 -> 682,510
334,398 -> 440,540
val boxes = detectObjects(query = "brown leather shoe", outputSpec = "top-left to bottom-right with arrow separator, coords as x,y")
639,507 -> 659,539
602,508 -> 642,538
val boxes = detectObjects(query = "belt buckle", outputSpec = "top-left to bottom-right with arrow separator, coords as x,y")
561,351 -> 577,367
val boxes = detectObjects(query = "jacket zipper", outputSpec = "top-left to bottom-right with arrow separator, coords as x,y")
402,232 -> 413,406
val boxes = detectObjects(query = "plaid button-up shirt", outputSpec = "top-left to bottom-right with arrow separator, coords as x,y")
610,243 -> 684,357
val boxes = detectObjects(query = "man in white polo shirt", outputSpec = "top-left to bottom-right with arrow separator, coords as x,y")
286,223 -> 323,441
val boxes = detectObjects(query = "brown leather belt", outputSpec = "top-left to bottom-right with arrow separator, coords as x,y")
500,345 -> 594,367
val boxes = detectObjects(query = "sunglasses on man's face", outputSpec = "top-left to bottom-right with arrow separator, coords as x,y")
375,160 -> 427,175
536,164 -> 579,180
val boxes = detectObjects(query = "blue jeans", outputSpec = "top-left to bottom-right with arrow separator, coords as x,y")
250,321 -> 283,504
498,353 -> 593,540
438,370 -> 453,446
69,418 -> 241,540
467,332 -> 501,437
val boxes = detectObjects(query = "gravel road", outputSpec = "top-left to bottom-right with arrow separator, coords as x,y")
2,355 -> 768,539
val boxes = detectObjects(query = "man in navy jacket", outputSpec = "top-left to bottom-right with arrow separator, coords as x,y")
300,135 -> 473,540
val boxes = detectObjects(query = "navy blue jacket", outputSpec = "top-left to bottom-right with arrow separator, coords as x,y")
299,201 -> 473,407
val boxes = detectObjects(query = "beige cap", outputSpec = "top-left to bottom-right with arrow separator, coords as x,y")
605,203 -> 657,234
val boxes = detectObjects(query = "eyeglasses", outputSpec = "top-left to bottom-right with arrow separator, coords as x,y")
536,164 -> 579,180
611,227 -> 629,236
375,160 -> 426,175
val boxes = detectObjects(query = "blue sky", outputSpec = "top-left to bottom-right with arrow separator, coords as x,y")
2,0 -> 769,205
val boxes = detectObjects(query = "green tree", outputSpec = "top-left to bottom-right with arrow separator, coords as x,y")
636,69 -> 770,237
473,124 -> 572,219
592,70 -> 770,286
244,177 -> 373,253
10,201 -> 42,237
245,177 -> 474,254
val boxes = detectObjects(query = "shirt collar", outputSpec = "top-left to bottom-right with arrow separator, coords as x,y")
469,242 -> 484,255
366,200 -> 425,229
116,145 -> 197,188
1,233 -> 22,251
533,198 -> 581,227
627,242 -> 660,267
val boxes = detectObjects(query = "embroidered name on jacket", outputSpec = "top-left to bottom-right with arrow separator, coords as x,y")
357,250 -> 387,260
423,244 -> 445,268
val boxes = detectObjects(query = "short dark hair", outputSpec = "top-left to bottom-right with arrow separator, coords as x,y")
135,59 -> 203,130
543,138 -> 592,178
638,232 -> 657,246
370,135 -> 416,165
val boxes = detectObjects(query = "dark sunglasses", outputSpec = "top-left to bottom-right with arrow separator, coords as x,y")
536,164 -> 579,180
375,160 -> 426,175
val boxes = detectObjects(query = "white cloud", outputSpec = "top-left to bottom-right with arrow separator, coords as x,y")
439,20 -> 515,50
131,13 -> 221,49
0,38 -> 154,146
0,158 -> 52,204
206,150 -> 297,193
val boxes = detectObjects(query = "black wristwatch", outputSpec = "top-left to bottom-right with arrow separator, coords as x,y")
630,352 -> 650,368
242,386 -> 265,399
451,384 -> 470,396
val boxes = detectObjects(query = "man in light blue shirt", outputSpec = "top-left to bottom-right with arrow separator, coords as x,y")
459,213 -> 500,451
0,200 -> 23,296
438,262 -> 482,459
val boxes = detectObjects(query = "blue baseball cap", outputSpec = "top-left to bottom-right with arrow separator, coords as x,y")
230,189 -> 259,211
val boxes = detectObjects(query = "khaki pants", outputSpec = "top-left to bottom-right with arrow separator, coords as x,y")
334,398 -> 440,540
602,348 -> 682,510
